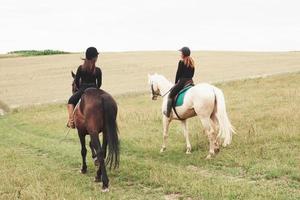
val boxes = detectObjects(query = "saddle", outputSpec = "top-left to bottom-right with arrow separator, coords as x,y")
171,81 -> 194,120
173,81 -> 194,107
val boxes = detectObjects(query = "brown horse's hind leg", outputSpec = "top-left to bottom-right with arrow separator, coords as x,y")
93,135 -> 108,182
90,134 -> 109,191
78,132 -> 87,174
103,134 -> 108,159
89,141 -> 99,166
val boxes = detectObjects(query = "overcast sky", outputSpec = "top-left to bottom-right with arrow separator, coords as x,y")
0,0 -> 299,53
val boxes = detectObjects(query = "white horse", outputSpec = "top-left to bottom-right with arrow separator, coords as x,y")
148,74 -> 235,159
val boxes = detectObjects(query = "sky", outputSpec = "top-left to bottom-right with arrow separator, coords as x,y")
0,0 -> 300,53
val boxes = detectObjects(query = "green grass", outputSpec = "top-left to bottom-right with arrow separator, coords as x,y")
7,50 -> 69,57
0,73 -> 299,199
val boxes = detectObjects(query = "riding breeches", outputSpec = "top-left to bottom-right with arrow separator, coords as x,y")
169,78 -> 193,99
68,85 -> 97,106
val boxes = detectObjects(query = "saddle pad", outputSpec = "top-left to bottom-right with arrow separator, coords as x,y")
175,85 -> 193,107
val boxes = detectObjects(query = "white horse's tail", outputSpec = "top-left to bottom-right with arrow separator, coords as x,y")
213,86 -> 235,147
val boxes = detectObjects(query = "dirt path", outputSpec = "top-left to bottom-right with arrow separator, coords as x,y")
1,51 -> 300,107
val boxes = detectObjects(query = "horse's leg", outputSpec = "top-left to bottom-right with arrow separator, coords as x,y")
89,141 -> 99,166
78,132 -> 87,174
180,120 -> 191,154
93,134 -> 108,182
90,134 -> 109,192
211,115 -> 220,154
200,117 -> 215,159
103,134 -> 108,159
160,116 -> 170,153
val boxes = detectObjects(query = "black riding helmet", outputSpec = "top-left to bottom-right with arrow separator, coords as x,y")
85,47 -> 99,60
179,47 -> 191,57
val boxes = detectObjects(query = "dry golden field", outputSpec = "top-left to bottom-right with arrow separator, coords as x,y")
1,51 -> 300,107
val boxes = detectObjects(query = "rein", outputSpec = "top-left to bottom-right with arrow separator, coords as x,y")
151,81 -> 188,121
161,87 -> 173,97
59,126 -> 72,143
151,83 -> 172,97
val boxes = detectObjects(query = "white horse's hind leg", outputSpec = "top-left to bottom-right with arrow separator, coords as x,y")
181,120 -> 191,154
211,115 -> 220,153
160,116 -> 170,153
200,117 -> 215,159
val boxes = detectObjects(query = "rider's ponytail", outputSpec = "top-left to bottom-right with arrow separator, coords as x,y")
82,59 -> 96,74
183,56 -> 195,68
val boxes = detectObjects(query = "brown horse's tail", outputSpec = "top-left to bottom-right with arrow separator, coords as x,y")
102,95 -> 120,169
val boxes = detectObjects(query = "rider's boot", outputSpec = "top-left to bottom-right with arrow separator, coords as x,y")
163,98 -> 173,118
67,104 -> 75,129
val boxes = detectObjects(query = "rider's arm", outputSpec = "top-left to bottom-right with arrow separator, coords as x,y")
75,66 -> 81,88
96,68 -> 102,88
175,61 -> 183,83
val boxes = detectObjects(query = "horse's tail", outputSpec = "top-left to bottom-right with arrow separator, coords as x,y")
213,86 -> 235,147
102,95 -> 120,169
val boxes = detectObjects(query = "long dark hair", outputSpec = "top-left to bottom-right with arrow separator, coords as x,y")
82,58 -> 96,74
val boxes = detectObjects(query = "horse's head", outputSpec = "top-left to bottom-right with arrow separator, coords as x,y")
71,71 -> 78,94
148,74 -> 161,100
148,73 -> 173,100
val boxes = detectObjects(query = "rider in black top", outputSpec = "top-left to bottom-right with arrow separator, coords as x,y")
75,65 -> 102,89
175,59 -> 194,84
67,47 -> 102,128
164,47 -> 195,118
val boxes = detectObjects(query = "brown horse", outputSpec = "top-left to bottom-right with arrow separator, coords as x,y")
71,72 -> 119,192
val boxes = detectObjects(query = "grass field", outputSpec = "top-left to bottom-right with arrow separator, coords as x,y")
0,72 -> 299,199
1,51 -> 300,107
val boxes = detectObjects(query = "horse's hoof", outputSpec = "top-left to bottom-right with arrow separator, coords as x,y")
186,150 -> 192,154
205,154 -> 212,159
101,188 -> 109,193
160,147 -> 166,153
80,168 -> 87,174
94,176 -> 101,182
186,147 -> 192,154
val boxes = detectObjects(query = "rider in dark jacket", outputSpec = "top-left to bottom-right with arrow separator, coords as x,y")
164,47 -> 195,117
67,47 -> 102,128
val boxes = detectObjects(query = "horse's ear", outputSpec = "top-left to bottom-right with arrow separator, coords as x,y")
148,74 -> 152,84
71,71 -> 76,78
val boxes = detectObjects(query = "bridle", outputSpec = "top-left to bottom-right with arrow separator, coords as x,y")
72,80 -> 79,94
151,82 -> 172,99
151,84 -> 160,99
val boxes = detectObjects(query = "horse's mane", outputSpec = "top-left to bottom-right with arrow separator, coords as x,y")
151,73 -> 173,86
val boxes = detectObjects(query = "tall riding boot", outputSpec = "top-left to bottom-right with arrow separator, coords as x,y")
163,98 -> 173,118
67,104 -> 75,129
